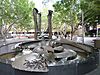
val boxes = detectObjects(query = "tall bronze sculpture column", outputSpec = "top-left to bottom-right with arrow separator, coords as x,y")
47,10 -> 53,39
33,8 -> 38,39
38,13 -> 41,33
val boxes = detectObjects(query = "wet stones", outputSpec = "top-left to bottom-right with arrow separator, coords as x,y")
12,40 -> 79,72
12,53 -> 48,72
28,44 -> 37,50
54,46 -> 64,53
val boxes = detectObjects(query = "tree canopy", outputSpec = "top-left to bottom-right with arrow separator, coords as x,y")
0,0 -> 35,43
53,0 -> 100,31
0,0 -> 35,33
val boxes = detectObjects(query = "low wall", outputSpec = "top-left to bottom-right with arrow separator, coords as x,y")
0,51 -> 99,75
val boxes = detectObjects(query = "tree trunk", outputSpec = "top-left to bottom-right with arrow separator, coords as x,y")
82,11 -> 85,44
71,25 -> 74,40
0,25 -> 7,44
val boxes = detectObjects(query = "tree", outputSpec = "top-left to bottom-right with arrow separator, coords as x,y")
14,0 -> 34,31
53,0 -> 80,39
0,0 -> 35,43
80,0 -> 100,37
53,0 -> 100,39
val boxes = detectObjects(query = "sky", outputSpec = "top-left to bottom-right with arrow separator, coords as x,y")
30,0 -> 61,12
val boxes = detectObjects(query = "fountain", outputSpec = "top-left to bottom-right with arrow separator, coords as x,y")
0,37 -> 99,75
0,8 -> 99,75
